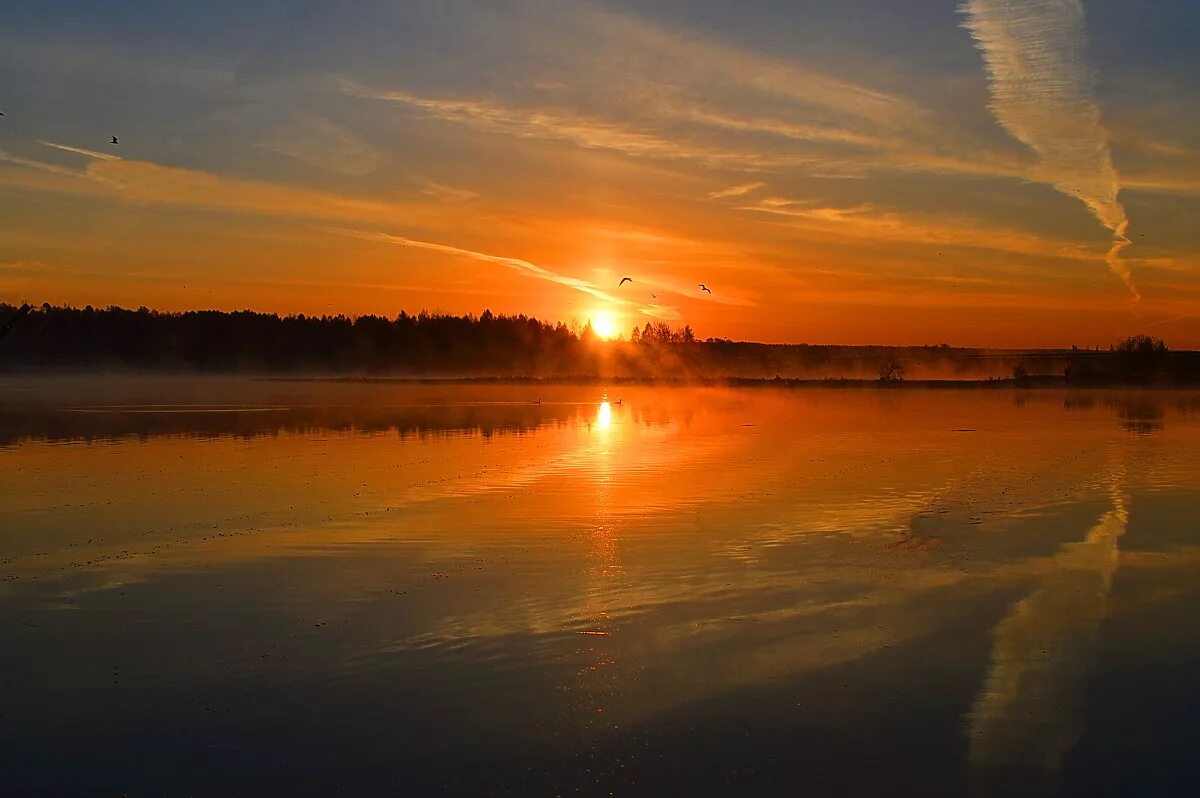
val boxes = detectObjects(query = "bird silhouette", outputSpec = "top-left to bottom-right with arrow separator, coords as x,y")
619,277 -> 632,286
699,284 -> 712,294
111,136 -> 119,145
650,293 -> 657,299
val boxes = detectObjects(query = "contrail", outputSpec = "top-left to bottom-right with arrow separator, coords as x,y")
37,140 -> 123,162
328,227 -> 635,307
961,0 -> 1138,299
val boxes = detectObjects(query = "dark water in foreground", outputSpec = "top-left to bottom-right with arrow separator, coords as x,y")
2,378 -> 1200,797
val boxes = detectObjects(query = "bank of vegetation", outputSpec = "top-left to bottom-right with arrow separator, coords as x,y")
1,303 -> 1196,385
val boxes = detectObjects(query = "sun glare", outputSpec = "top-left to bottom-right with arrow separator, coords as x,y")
596,400 -> 613,430
590,312 -> 619,341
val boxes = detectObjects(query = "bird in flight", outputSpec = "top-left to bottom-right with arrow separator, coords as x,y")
619,277 -> 632,286
650,293 -> 657,299
111,136 -> 119,145
699,284 -> 712,294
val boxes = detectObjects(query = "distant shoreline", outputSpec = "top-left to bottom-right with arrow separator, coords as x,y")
3,304 -> 1197,386
259,375 -> 1197,389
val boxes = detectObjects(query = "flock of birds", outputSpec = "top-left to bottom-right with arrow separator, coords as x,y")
618,276 -> 711,297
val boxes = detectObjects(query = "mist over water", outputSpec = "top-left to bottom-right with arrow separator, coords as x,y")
3,378 -> 1200,796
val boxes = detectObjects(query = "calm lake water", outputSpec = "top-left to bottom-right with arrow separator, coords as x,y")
2,378 -> 1200,796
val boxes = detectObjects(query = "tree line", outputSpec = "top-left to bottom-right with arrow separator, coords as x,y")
0,304 -> 591,375
1,303 -> 1196,383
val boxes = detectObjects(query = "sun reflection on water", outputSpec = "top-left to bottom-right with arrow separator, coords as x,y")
596,400 -> 613,432
572,397 -> 625,733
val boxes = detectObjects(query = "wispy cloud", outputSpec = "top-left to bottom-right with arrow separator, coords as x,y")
37,140 -> 122,161
962,0 -> 1137,298
254,114 -> 380,176
1121,173 -> 1200,197
332,5 -> 1071,190
580,7 -> 913,129
740,197 -> 1100,262
0,260 -> 46,272
0,153 -> 461,229
340,83 -> 802,169
534,7 -> 1057,185
708,181 -> 765,200
639,303 -> 683,321
349,83 -> 991,183
0,150 -> 90,178
1146,312 -> 1200,329
421,182 -> 480,203
329,227 -> 639,308
676,105 -> 885,149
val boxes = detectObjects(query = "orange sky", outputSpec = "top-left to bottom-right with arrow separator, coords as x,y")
2,1 -> 1199,347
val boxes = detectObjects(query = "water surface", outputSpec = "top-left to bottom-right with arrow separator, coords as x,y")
2,378 -> 1200,796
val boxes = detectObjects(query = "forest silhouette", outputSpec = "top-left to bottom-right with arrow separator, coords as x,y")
0,303 -> 1196,384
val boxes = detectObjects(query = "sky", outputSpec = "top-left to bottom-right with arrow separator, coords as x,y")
1,0 -> 1198,347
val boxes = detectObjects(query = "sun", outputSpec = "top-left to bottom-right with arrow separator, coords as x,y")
590,311 -> 619,341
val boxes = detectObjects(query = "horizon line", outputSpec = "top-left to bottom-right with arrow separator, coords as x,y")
1,300 -> 1183,353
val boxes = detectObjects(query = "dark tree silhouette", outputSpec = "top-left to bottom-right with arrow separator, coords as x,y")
0,304 -> 588,376
0,303 -> 32,343
1063,335 -> 1198,385
1114,335 -> 1168,383
877,358 -> 905,382
2,304 -> 1196,383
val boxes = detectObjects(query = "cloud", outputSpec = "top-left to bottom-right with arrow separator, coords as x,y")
578,7 -> 913,129
0,150 -> 90,179
0,154 -> 456,231
758,196 -> 809,208
344,87 -> 1017,186
1122,174 -> 1200,197
708,181 -> 765,200
340,83 -> 806,169
0,149 -> 752,314
87,159 -> 411,222
0,260 -> 46,273
421,182 -> 480,203
961,0 -> 1138,298
739,197 -> 1100,263
37,140 -> 122,161
639,304 -> 683,321
520,6 -> 1056,185
1145,312 -> 1200,329
334,12 -> 1037,190
675,105 -> 885,149
255,113 -> 380,176
329,227 -> 641,309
